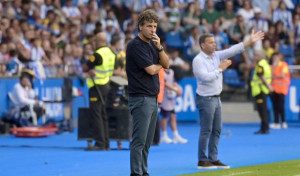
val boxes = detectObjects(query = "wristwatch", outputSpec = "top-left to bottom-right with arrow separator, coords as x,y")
218,68 -> 223,73
158,46 -> 164,52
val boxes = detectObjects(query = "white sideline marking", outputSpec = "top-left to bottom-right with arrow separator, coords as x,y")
223,171 -> 253,176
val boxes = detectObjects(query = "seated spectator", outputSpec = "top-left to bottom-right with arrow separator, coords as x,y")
185,25 -> 201,61
294,14 -> 300,49
229,15 -> 250,45
219,0 -> 236,32
248,7 -> 269,33
275,21 -> 293,46
181,2 -> 200,32
252,0 -> 272,20
237,0 -> 254,22
264,24 -> 280,51
39,0 -> 54,19
7,50 -> 23,76
262,39 -> 275,61
272,0 -> 294,32
101,9 -> 120,34
62,0 -> 81,25
165,0 -> 181,31
211,20 -> 229,50
201,0 -> 220,30
29,38 -> 48,78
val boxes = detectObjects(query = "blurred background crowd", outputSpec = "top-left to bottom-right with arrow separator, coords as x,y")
0,0 -> 300,82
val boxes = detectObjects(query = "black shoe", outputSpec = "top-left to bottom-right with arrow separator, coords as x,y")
84,146 -> 106,151
254,130 -> 270,134
212,160 -> 230,169
197,161 -> 217,169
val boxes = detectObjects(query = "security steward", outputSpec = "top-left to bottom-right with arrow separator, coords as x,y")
82,32 -> 116,150
251,51 -> 272,135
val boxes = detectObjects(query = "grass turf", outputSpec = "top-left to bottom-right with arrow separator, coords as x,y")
179,159 -> 300,176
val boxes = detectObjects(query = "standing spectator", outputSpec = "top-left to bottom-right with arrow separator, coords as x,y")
248,7 -> 269,33
126,9 -> 169,175
269,52 -> 291,129
251,51 -> 272,134
201,0 -> 220,30
237,0 -> 254,22
193,30 -> 264,168
29,38 -> 48,78
160,68 -> 188,144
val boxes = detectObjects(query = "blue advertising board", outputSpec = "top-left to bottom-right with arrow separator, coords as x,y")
0,77 -> 299,122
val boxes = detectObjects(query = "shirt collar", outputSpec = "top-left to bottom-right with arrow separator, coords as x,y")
200,51 -> 213,60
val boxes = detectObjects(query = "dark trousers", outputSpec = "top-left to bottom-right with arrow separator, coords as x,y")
255,93 -> 269,132
270,92 -> 286,123
89,84 -> 110,149
152,115 -> 160,145
128,96 -> 158,176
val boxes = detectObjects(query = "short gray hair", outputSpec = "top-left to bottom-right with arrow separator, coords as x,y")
199,34 -> 214,47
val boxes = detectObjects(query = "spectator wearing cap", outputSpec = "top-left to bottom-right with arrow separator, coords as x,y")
248,7 -> 269,33
101,9 -> 120,34
252,0 -> 271,20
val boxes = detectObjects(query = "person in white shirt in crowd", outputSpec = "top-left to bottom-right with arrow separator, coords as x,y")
237,0 -> 254,22
160,68 -> 188,144
249,7 -> 269,33
272,0 -> 294,32
62,0 -> 81,24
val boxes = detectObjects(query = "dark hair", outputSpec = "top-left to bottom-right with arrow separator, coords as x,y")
137,9 -> 159,32
199,34 -> 214,48
110,34 -> 121,45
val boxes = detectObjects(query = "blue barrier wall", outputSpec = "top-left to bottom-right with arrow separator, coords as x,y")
0,78 -> 89,121
0,77 -> 299,122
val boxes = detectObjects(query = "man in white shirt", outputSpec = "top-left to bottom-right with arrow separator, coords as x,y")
12,71 -> 45,123
193,30 -> 264,169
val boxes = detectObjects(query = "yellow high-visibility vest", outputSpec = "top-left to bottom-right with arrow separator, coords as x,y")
86,47 -> 116,88
251,59 -> 272,97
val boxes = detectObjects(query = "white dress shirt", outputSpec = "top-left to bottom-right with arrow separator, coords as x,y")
12,83 -> 36,108
192,43 -> 245,96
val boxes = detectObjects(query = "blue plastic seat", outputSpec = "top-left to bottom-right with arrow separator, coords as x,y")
223,69 -> 245,88
166,31 -> 184,49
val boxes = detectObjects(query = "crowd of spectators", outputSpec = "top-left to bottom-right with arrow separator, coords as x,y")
0,0 -> 300,80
